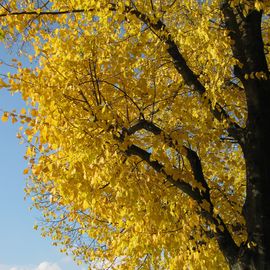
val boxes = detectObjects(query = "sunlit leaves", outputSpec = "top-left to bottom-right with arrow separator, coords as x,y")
1,111 -> 9,122
1,0 -> 262,268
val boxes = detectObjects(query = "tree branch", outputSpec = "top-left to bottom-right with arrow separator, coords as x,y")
0,8 -> 86,17
126,6 -> 243,139
125,144 -> 202,202
184,146 -> 211,203
120,119 -> 211,200
221,1 -> 247,79
121,120 -> 239,263
1,5 -> 238,124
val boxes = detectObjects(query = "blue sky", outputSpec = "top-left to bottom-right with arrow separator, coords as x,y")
0,46 -> 87,270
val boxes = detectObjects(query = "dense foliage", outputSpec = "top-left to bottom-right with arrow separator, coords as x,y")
1,0 -> 270,269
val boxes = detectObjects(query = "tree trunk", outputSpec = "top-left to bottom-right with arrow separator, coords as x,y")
237,77 -> 270,270
221,8 -> 270,269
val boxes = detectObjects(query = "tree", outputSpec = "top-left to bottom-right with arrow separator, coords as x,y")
1,0 -> 270,269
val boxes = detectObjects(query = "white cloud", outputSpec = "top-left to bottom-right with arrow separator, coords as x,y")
0,256 -> 87,270
36,262 -> 61,270
0,265 -> 11,270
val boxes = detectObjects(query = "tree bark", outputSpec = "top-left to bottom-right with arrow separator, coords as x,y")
228,9 -> 270,270
237,79 -> 270,270
219,2 -> 270,268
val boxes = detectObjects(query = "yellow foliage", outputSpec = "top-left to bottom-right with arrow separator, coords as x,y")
1,112 -> 9,122
2,0 -> 266,268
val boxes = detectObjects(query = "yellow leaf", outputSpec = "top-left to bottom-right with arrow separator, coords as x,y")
83,200 -> 90,209
21,108 -> 27,114
31,109 -> 39,117
12,117 -> 18,123
25,129 -> 33,136
1,113 -> 9,122
0,78 -> 8,88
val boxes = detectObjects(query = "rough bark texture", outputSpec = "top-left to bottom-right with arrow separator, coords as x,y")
240,75 -> 270,269
221,4 -> 270,269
